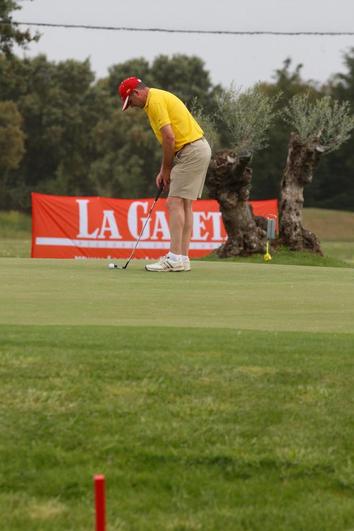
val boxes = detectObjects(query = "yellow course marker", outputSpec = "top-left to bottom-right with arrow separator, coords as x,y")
263,241 -> 272,262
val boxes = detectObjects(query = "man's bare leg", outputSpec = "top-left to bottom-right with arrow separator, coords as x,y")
182,199 -> 193,257
167,196 -> 184,255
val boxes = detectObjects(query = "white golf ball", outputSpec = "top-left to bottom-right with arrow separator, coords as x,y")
108,263 -> 116,269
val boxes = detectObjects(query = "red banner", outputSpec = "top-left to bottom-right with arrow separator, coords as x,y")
31,193 -> 278,259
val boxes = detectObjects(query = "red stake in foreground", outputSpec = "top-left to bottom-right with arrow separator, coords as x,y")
94,475 -> 106,531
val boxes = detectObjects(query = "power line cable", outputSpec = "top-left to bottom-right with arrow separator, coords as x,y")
5,21 -> 354,36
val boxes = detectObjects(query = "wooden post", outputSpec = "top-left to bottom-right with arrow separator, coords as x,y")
94,475 -> 106,531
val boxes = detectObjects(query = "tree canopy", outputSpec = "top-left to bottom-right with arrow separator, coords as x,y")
0,41 -> 354,211
0,0 -> 38,55
0,99 -> 24,170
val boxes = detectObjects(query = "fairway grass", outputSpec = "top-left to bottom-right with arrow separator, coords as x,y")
0,325 -> 353,530
0,259 -> 354,530
303,208 -> 354,241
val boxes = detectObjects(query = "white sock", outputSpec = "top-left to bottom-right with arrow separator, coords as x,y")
181,255 -> 189,262
167,252 -> 181,261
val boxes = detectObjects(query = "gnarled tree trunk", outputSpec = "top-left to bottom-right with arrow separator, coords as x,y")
206,150 -> 267,257
279,132 -> 323,254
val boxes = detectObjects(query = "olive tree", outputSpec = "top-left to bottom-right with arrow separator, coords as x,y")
279,93 -> 354,253
206,85 -> 279,257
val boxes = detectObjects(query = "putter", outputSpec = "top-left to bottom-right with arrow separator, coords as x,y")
108,185 -> 164,270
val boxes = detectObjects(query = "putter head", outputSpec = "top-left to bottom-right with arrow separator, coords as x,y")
108,262 -> 123,270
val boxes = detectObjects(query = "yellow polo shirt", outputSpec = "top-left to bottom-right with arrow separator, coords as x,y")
144,88 -> 204,152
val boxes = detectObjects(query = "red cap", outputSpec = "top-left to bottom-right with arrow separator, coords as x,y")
118,76 -> 142,111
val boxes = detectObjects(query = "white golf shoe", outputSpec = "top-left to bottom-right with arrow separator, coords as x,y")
145,255 -> 185,272
183,258 -> 191,272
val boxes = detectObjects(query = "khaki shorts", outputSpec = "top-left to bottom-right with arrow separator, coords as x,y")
169,137 -> 212,200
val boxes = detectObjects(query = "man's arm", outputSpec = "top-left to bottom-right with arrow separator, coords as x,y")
156,124 -> 175,190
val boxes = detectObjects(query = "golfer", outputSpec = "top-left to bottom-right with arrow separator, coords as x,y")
118,77 -> 212,272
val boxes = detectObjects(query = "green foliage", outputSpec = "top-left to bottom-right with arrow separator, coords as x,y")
251,60 -> 321,200
251,56 -> 354,209
0,54 -> 110,208
150,54 -> 218,112
108,54 -> 220,116
0,100 -> 25,209
89,108 -> 161,198
0,0 -> 38,55
216,84 -> 279,156
0,53 -> 223,209
0,99 -> 24,170
189,98 -> 220,151
106,57 -> 153,97
314,47 -> 354,210
282,93 -> 354,152
1,48 -> 354,211
331,48 -> 354,105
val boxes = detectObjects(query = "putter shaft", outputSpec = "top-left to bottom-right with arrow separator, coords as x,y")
109,186 -> 163,270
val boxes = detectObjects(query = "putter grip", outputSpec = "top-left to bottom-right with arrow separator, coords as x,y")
155,185 -> 164,201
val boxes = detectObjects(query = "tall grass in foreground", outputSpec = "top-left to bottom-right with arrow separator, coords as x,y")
0,211 -> 31,239
0,325 -> 353,530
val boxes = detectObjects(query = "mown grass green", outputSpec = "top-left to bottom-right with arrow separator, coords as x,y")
1,325 -> 354,531
1,259 -> 354,332
0,258 -> 354,530
0,207 -> 354,529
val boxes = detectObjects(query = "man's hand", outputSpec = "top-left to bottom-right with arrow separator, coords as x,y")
156,124 -> 175,192
156,169 -> 170,190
